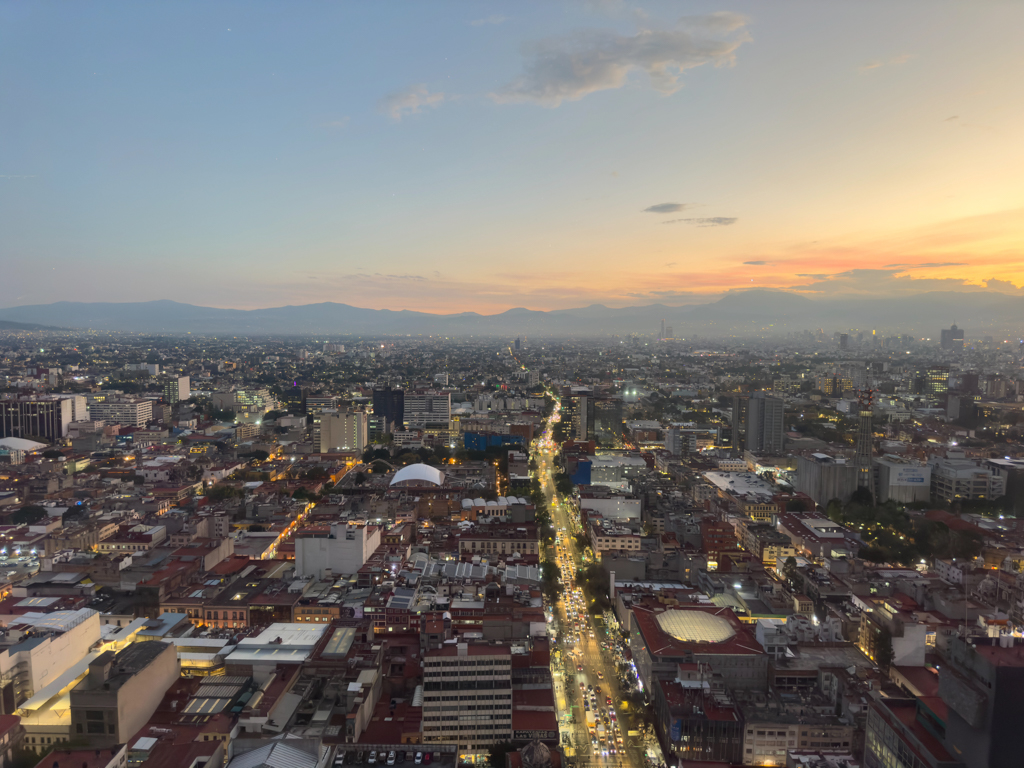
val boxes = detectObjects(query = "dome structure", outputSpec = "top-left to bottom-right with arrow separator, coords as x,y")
389,463 -> 446,487
656,609 -> 736,644
521,740 -> 552,768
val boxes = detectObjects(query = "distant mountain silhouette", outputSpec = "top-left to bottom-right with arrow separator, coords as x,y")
0,319 -> 64,331
0,291 -> 1020,336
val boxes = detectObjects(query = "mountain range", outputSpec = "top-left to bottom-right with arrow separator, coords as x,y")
0,290 -> 1020,337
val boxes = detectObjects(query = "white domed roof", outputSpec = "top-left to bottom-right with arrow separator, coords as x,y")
656,610 -> 735,644
390,464 -> 446,486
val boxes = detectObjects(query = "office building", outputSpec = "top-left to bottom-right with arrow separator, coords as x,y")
0,396 -> 73,442
928,449 -> 1005,503
373,386 -> 405,430
319,409 -> 368,453
405,391 -> 451,428
940,323 -> 965,351
732,393 -> 784,455
87,397 -> 153,427
873,455 -> 931,504
919,366 -> 950,396
421,642 -> 513,750
162,375 -> 190,404
210,388 -> 278,416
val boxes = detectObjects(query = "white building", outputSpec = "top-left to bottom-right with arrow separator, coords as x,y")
928,449 -> 1006,503
874,454 -> 931,504
319,409 -> 368,453
87,397 -> 153,427
294,523 -> 381,578
405,392 -> 451,426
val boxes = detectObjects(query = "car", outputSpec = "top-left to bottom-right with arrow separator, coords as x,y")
595,686 -> 602,694
334,752 -> 346,766
387,752 -> 396,765
368,752 -> 377,765
423,753 -> 432,765
414,754 -> 423,765
397,752 -> 406,764
356,753 -> 365,764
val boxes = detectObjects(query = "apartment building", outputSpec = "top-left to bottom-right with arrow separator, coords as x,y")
87,397 -> 153,427
421,642 -> 513,751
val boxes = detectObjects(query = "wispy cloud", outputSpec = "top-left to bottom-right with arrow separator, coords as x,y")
643,202 -> 688,214
491,12 -> 750,106
884,262 -> 968,269
860,53 -> 913,71
744,260 -> 768,265
663,216 -> 737,227
470,15 -> 508,26
379,84 -> 445,120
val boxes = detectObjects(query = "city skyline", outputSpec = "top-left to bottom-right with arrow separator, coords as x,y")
3,1 -> 1023,313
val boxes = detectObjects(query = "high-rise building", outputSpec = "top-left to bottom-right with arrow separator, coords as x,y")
923,365 -> 950,395
405,392 -> 450,428
839,333 -> 849,350
940,323 -> 965,351
659,319 -> 665,340
421,642 -> 513,750
372,386 -> 405,431
664,325 -> 673,339
732,392 -> 784,454
514,337 -> 520,351
319,409 -> 368,453
162,376 -> 190,404
0,396 -> 74,442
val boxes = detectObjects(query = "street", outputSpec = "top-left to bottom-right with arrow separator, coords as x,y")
534,399 -> 649,768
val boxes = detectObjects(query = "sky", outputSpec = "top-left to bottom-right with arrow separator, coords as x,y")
2,1 -> 1024,313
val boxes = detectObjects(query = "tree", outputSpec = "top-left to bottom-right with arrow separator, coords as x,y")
786,498 -> 809,512
241,449 -> 270,462
782,556 -> 799,585
354,471 -> 367,486
12,506 -> 47,525
540,560 -> 561,601
850,486 -> 874,506
42,449 -> 64,460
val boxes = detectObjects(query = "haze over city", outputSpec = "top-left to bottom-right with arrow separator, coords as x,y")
3,1 -> 1024,316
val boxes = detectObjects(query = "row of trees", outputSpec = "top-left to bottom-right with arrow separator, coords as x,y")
824,492 -> 984,565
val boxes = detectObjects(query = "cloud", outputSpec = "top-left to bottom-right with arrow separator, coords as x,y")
984,278 -> 1024,293
644,202 -> 688,214
491,12 -> 750,106
663,216 -> 737,226
884,262 -> 968,269
860,53 -> 913,71
470,15 -> 508,26
945,115 -> 959,122
379,84 -> 445,120
744,260 -> 768,265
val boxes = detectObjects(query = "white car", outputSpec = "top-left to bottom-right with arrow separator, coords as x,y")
387,753 -> 396,766
414,753 -> 423,764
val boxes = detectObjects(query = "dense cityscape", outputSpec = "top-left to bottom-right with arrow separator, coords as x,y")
0,324 -> 1017,768
5,3 -> 1024,768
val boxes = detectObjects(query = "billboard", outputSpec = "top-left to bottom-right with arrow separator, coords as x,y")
890,465 -> 929,487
